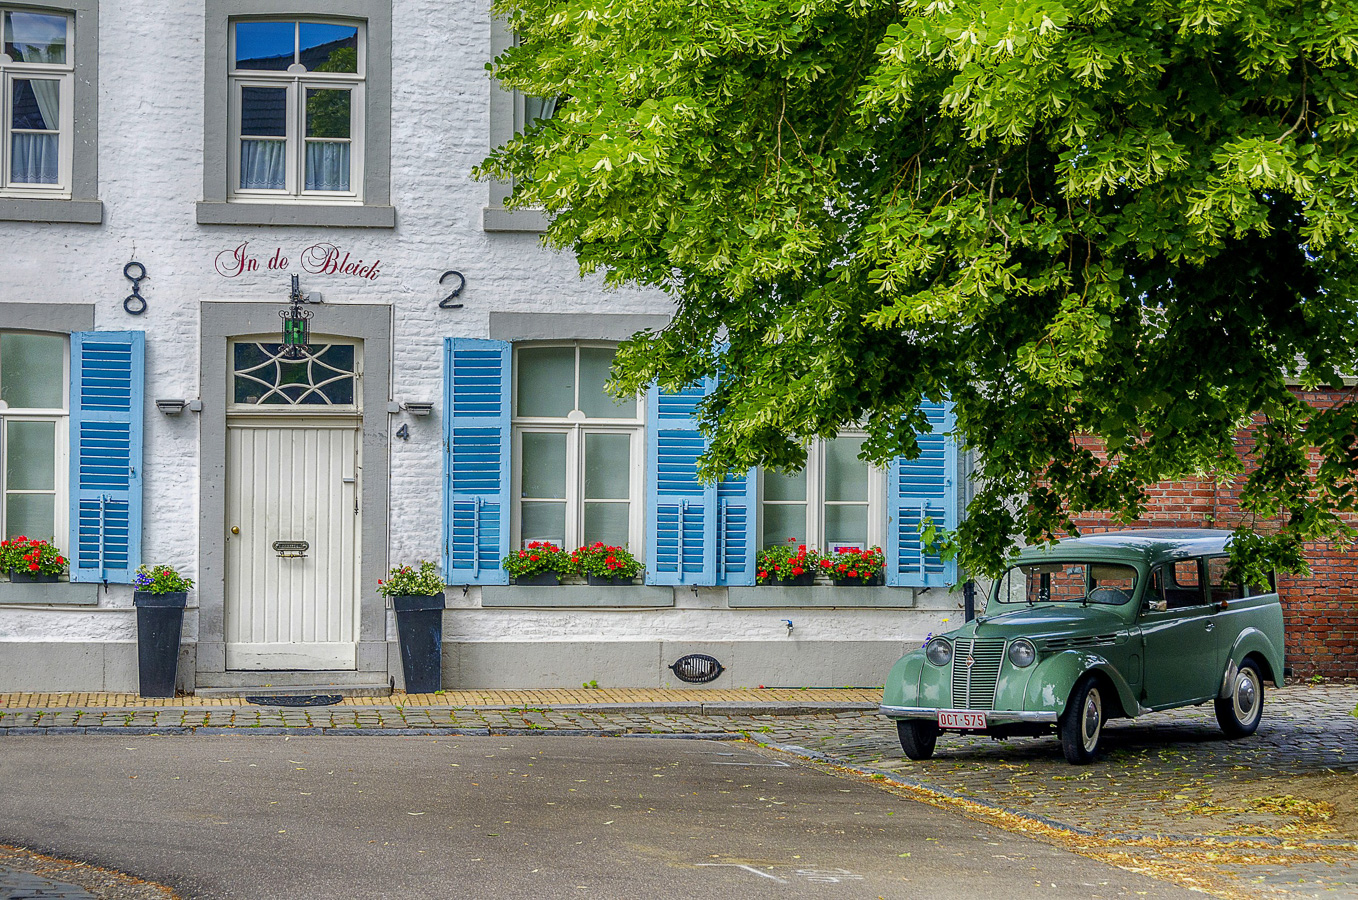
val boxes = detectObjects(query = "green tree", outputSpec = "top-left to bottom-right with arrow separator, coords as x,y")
480,0 -> 1358,580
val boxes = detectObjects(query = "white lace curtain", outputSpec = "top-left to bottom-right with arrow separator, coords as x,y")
305,142 -> 349,191
524,95 -> 558,127
240,140 -> 349,191
11,80 -> 60,184
240,139 -> 286,190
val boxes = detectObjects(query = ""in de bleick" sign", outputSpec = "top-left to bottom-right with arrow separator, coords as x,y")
214,241 -> 383,281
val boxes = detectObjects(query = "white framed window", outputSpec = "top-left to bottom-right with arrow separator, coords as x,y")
512,343 -> 643,551
760,434 -> 885,551
0,7 -> 74,198
228,18 -> 364,203
0,331 -> 69,544
228,339 -> 360,411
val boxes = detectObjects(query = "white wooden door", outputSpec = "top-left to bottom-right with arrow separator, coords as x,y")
225,419 -> 361,670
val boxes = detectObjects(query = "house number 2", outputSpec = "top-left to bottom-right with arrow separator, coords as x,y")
438,270 -> 465,309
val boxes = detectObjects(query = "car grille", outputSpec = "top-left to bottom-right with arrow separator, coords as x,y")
950,638 -> 1005,709
1042,633 -> 1120,652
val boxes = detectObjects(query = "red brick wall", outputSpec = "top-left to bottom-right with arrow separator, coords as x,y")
1066,389 -> 1358,679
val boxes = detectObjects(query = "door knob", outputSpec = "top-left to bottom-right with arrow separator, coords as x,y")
231,526 -> 240,534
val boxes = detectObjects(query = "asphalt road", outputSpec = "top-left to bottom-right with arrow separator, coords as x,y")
0,734 -> 1200,900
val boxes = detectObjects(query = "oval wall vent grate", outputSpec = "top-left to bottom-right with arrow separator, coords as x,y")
669,653 -> 724,684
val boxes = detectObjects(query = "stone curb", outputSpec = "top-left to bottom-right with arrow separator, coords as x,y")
0,724 -> 748,740
759,740 -> 1358,850
0,701 -> 876,719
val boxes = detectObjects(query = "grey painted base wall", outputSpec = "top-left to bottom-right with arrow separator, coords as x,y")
4,638 -> 906,692
437,640 -> 912,689
0,642 -> 197,693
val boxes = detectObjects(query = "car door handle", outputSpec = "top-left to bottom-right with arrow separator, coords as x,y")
1205,622 -> 1215,632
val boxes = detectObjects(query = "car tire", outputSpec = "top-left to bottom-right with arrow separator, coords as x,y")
1059,675 -> 1105,765
1215,659 -> 1264,738
896,719 -> 939,761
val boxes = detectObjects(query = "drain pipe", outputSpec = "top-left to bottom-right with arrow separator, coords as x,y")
963,580 -> 976,622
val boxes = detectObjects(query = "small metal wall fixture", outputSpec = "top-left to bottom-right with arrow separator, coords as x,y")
272,540 -> 309,558
280,275 -> 313,359
123,261 -> 148,315
155,399 -> 203,415
669,653 -> 725,684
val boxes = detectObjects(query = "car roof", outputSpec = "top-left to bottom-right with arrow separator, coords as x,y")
1013,529 -> 1233,568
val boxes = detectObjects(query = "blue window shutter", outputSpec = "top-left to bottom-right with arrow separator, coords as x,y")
716,470 -> 756,586
69,331 -> 144,584
645,378 -> 717,586
442,338 -> 511,585
886,401 -> 958,588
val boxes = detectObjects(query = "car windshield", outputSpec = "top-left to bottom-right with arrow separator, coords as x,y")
992,561 -> 1138,606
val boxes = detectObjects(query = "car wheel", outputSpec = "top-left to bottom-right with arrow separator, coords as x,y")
1215,659 -> 1264,738
1059,675 -> 1104,765
896,719 -> 939,761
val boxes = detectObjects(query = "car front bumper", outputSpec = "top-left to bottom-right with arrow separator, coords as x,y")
879,705 -> 1060,724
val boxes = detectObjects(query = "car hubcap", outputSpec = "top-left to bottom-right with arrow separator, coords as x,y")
1235,670 -> 1259,720
1082,689 -> 1102,752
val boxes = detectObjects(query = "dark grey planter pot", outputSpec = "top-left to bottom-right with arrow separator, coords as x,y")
771,572 -> 814,587
587,573 -> 637,586
832,573 -> 885,587
133,591 -> 188,698
393,592 -> 445,694
512,572 -> 560,586
9,570 -> 58,583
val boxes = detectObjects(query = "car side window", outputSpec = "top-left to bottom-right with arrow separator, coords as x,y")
1163,559 -> 1204,609
1206,556 -> 1244,605
1242,570 -> 1276,597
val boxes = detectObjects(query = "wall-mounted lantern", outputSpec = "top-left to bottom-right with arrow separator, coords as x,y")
280,274 -> 312,359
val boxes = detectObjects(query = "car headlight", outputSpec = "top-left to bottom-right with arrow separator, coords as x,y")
925,637 -> 953,667
1007,638 -> 1037,668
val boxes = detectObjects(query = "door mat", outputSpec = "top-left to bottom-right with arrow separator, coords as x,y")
245,694 -> 344,707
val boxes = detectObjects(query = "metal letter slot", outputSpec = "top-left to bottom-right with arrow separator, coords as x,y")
272,540 -> 309,558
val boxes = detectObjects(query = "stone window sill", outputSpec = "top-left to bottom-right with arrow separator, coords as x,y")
481,584 -> 675,608
727,585 -> 915,609
0,582 -> 98,605
482,206 -> 547,233
0,198 -> 103,224
196,202 -> 396,229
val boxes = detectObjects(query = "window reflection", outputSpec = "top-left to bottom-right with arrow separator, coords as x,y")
3,11 -> 67,64
300,23 -> 358,72
234,21 -> 294,70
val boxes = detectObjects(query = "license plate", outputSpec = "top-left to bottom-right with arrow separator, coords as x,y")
938,711 -> 986,730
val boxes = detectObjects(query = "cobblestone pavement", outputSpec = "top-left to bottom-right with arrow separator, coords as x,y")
0,846 -> 175,900
0,866 -> 97,899
1,684 -> 1354,899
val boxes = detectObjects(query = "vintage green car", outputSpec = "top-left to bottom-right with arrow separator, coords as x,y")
880,529 -> 1286,764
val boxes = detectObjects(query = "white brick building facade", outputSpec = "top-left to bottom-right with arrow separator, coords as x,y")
0,0 -> 961,693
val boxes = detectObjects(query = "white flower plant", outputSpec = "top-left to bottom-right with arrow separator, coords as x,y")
376,561 -> 445,597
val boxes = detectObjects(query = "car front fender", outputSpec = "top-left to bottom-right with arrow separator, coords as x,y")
1016,650 -> 1145,720
1223,626 -> 1286,691
881,649 -> 927,712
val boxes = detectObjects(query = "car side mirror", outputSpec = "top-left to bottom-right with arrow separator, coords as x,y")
1146,599 -> 1168,613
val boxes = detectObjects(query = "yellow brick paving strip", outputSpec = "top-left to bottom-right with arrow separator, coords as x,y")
0,688 -> 881,709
